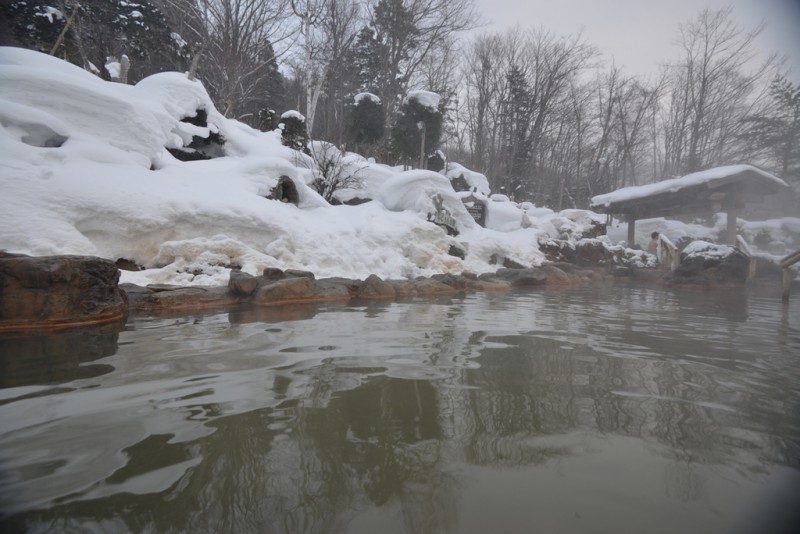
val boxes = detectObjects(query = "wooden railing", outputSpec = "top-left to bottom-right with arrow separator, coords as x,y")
657,234 -> 680,271
780,250 -> 800,302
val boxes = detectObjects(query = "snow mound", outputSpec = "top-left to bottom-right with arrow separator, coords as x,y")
444,162 -> 490,195
378,170 -> 475,230
354,92 -> 380,105
681,241 -> 737,259
405,90 -> 441,110
0,47 -> 618,286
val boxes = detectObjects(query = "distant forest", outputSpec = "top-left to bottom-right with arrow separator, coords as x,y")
2,0 -> 798,207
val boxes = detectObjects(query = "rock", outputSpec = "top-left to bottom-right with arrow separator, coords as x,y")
575,239 -> 612,266
412,278 -> 460,296
492,268 -> 548,287
489,253 -> 527,269
318,277 -> 361,293
285,269 -> 315,280
261,268 -> 286,282
430,273 -> 469,291
228,269 -> 258,297
540,239 -> 577,263
448,244 -> 466,260
672,242 -> 749,284
0,254 -> 127,330
388,280 -> 418,297
313,279 -> 354,300
253,277 -> 315,305
115,258 -> 142,271
357,274 -> 396,299
469,278 -> 512,291
539,264 -> 572,285
120,283 -> 157,308
150,287 -> 238,309
146,284 -> 184,292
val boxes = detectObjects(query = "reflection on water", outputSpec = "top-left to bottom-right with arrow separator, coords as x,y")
1,286 -> 799,533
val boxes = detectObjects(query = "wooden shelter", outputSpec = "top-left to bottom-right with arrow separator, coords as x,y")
590,165 -> 790,246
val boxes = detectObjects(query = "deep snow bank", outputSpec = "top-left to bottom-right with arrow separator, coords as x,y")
0,48 -> 565,286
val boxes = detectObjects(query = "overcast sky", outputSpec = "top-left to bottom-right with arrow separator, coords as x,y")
472,0 -> 800,79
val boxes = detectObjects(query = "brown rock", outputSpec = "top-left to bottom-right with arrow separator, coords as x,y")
313,279 -> 354,300
150,287 -> 238,309
261,268 -> 286,282
575,240 -> 612,266
228,269 -> 258,297
253,277 -> 315,305
357,274 -> 396,299
0,254 -> 127,331
469,278 -> 512,291
120,283 -> 157,308
388,280 -> 418,297
539,264 -> 572,286
492,268 -> 548,287
430,273 -> 469,291
412,278 -> 460,296
285,269 -> 315,280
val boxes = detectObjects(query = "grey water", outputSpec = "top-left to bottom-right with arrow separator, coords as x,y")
1,285 -> 799,533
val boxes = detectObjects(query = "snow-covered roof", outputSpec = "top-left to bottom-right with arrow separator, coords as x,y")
590,165 -> 789,218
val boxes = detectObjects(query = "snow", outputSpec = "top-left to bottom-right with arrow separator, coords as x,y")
443,162 -> 491,195
105,59 -> 121,80
682,241 -> 735,259
280,110 -> 305,122
170,32 -> 188,49
590,164 -> 788,207
6,47 -> 789,289
405,90 -> 441,111
354,92 -> 380,105
0,48 -> 567,286
37,7 -> 63,23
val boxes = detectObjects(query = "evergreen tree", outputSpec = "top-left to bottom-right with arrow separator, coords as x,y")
351,0 -> 419,116
280,111 -> 311,155
745,75 -> 800,181
258,109 -> 281,132
346,93 -> 385,156
501,65 -> 533,196
0,0 -> 189,81
241,40 -> 287,128
391,92 -> 444,168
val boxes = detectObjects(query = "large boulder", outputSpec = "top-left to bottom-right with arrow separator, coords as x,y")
252,277 -> 315,305
671,241 -> 750,284
0,254 -> 127,330
574,239 -> 613,266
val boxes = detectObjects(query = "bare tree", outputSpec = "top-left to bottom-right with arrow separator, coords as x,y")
156,0 -> 293,119
290,0 -> 361,138
660,7 -> 774,175
360,0 -> 479,122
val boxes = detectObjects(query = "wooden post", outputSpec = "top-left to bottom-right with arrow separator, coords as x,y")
418,122 -> 426,170
780,250 -> 800,302
783,269 -> 791,302
736,235 -> 756,283
726,190 -> 739,245
627,216 -> 636,247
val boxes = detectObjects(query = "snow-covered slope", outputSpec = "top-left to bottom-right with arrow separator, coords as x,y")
0,48 -> 568,286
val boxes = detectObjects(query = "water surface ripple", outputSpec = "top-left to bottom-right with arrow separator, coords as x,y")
1,285 -> 799,533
